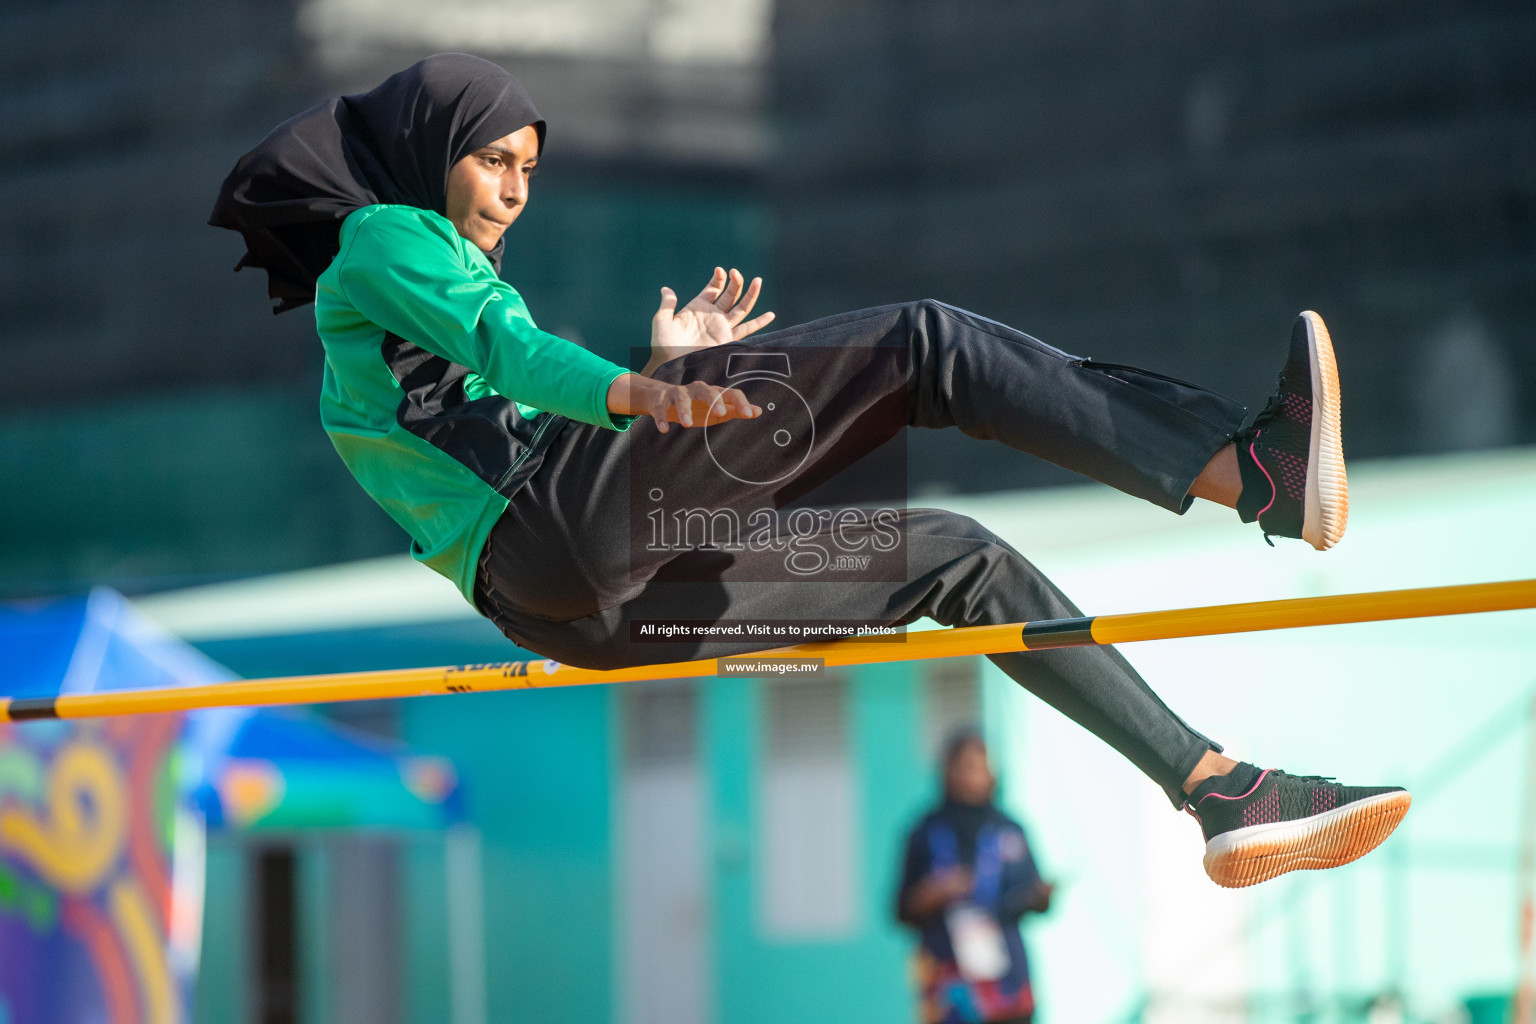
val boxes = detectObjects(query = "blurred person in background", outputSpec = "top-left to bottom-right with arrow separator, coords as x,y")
896,729 -> 1054,1024
211,53 -> 1411,892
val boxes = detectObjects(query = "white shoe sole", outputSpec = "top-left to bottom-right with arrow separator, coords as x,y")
1299,310 -> 1348,550
1202,789 -> 1410,888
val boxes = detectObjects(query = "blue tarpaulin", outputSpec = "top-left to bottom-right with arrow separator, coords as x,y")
0,588 -> 463,831
0,588 -> 467,1024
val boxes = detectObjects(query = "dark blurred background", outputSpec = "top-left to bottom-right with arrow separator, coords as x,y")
2,0 -> 1532,597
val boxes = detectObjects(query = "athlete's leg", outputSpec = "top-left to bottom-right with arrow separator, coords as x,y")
478,501 -> 1410,882
641,298 -> 1249,515
640,299 -> 1340,548
479,508 -> 1217,808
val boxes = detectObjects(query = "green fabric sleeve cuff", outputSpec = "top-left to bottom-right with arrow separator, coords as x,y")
598,368 -> 639,431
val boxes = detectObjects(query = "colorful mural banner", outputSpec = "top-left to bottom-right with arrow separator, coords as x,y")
0,713 -> 198,1024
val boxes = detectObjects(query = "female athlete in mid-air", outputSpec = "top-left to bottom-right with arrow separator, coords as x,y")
212,54 -> 1408,887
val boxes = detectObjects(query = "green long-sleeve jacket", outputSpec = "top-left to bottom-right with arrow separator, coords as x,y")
315,204 -> 634,600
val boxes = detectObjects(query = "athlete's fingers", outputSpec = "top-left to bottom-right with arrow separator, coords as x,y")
732,310 -> 775,340
692,267 -> 727,307
654,287 -> 677,320
715,386 -> 760,423
688,380 -> 728,423
721,386 -> 758,420
701,387 -> 740,424
687,381 -> 729,428
650,385 -> 687,433
674,391 -> 698,429
727,276 -> 762,324
724,269 -> 745,310
717,268 -> 745,312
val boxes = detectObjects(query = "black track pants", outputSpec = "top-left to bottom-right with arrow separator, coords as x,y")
474,300 -> 1249,806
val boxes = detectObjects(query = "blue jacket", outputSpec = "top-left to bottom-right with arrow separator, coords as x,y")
896,801 -> 1046,1019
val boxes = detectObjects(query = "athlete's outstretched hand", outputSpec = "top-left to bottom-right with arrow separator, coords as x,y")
644,267 -> 775,375
606,373 -> 761,434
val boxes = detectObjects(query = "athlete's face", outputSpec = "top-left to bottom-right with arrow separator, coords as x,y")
444,124 -> 540,251
945,740 -> 996,805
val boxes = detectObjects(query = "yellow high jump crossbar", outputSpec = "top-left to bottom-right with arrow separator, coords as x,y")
3,578 -> 1533,723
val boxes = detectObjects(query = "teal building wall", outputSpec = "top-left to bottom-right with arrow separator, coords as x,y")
189,631 -> 979,1024
404,687 -> 617,1024
701,666 -> 937,1024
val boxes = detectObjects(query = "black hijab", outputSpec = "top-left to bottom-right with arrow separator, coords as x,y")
209,53 -> 544,314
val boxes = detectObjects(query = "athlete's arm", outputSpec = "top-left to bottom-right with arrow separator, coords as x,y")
335,206 -> 634,429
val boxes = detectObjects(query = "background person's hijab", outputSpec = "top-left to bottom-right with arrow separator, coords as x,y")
210,53 -> 545,314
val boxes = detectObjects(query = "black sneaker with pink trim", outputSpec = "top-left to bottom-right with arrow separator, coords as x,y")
1234,312 -> 1348,551
1188,764 -> 1411,888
